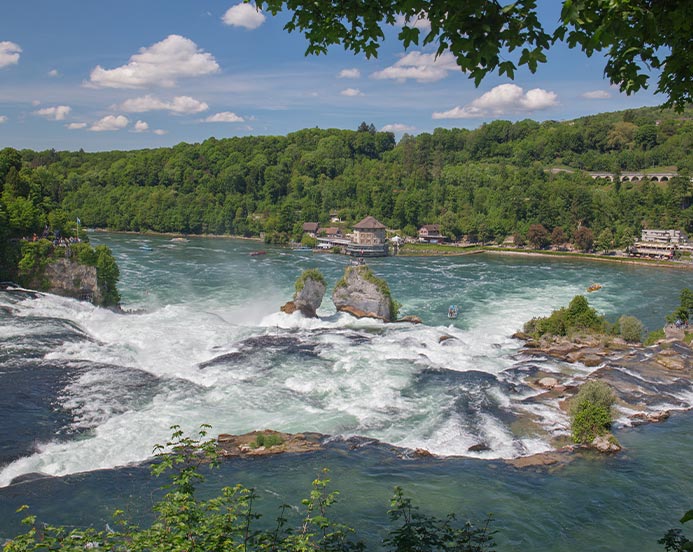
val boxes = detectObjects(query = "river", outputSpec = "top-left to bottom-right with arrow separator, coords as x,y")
0,232 -> 691,550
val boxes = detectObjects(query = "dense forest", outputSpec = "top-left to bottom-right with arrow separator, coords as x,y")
1,106 -> 692,276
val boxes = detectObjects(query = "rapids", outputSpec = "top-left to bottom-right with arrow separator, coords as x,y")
1,233 -> 691,550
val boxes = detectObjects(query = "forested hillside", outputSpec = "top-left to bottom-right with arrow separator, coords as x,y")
1,106 -> 692,266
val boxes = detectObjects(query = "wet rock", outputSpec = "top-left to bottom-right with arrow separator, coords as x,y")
332,265 -> 395,321
281,270 -> 326,318
42,258 -> 102,305
397,315 -> 422,324
439,334 -> 455,343
413,448 -> 433,457
591,434 -> 622,453
467,443 -> 491,453
655,353 -> 687,371
537,377 -> 559,389
217,430 -> 323,458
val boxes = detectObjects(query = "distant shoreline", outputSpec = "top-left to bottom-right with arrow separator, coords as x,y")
91,229 -> 692,270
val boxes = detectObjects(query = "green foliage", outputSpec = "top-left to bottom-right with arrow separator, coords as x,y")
617,315 -> 644,343
384,487 -> 496,552
3,426 -> 497,552
251,432 -> 284,449
257,1 -> 691,110
645,328 -> 666,346
659,510 -> 693,552
524,295 -> 604,338
17,239 -> 53,280
301,234 -> 318,248
569,381 -> 616,444
94,245 -> 120,306
295,268 -> 326,294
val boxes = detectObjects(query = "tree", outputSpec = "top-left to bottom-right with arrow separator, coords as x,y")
255,0 -> 692,110
551,226 -> 567,247
573,226 -> 594,252
527,223 -> 549,249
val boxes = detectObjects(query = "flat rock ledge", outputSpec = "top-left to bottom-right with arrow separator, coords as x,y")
217,430 -> 323,458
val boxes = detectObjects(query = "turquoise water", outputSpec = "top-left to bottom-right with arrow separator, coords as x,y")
0,233 -> 691,550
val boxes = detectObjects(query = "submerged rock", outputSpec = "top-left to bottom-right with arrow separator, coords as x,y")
332,265 -> 396,322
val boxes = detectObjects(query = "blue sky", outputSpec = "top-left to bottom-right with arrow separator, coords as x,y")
0,1 -> 665,152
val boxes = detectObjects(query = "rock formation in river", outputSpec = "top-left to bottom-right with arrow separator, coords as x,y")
42,258 -> 103,304
281,268 -> 326,318
332,265 -> 397,322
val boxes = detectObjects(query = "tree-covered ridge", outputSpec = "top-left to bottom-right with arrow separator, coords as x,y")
1,106 -> 692,253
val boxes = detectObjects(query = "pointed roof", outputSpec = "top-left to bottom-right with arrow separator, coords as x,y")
353,216 -> 386,230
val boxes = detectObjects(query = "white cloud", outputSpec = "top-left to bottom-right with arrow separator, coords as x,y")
582,90 -> 611,100
48,69 -> 59,77
34,105 -> 72,121
0,41 -> 21,68
371,51 -> 458,83
381,123 -> 415,133
222,3 -> 266,29
89,115 -> 129,132
133,120 -> 149,132
66,122 -> 87,130
394,12 -> 431,31
204,111 -> 244,123
432,84 -> 558,119
340,88 -> 364,97
89,35 -> 219,89
118,94 -> 209,114
0,115 -> 7,124
338,68 -> 361,79
153,129 -> 168,135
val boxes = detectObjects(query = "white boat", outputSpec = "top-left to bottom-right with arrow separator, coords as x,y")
448,305 -> 459,319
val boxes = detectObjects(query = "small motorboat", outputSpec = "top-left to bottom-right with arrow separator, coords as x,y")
139,245 -> 153,251
250,250 -> 267,257
448,304 -> 459,319
587,283 -> 602,292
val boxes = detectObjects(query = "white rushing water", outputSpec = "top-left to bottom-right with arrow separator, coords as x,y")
0,235 -> 687,487
0,282 -> 573,486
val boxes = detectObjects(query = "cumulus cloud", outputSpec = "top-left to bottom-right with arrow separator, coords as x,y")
89,35 -> 219,89
432,84 -> 558,119
119,95 -> 209,114
204,111 -> 244,123
394,12 -> 431,30
371,51 -> 458,83
48,69 -> 59,77
582,90 -> 611,100
133,120 -> 149,132
0,41 -> 21,68
66,122 -> 87,130
0,115 -> 7,124
222,3 -> 266,29
153,129 -> 168,135
338,68 -> 361,79
34,105 -> 72,121
340,88 -> 363,97
90,115 -> 129,132
381,123 -> 415,133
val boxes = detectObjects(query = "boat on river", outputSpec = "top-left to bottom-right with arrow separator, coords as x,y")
448,304 -> 459,319
250,250 -> 267,257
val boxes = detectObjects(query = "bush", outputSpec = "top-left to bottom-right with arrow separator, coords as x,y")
618,315 -> 644,343
570,381 -> 616,444
645,328 -> 666,346
523,296 -> 604,338
295,268 -> 326,294
251,432 -> 284,449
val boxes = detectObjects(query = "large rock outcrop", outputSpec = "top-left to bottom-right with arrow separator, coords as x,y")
41,258 -> 103,304
332,265 -> 395,322
281,269 -> 326,318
